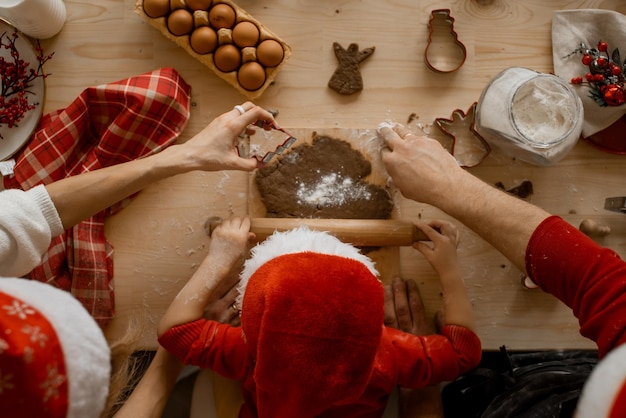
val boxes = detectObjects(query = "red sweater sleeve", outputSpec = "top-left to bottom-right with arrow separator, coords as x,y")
389,324 -> 482,388
526,215 -> 626,357
158,319 -> 251,379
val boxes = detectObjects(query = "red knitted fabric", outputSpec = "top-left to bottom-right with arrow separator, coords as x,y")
159,319 -> 481,417
0,291 -> 68,417
159,251 -> 481,417
526,215 -> 626,357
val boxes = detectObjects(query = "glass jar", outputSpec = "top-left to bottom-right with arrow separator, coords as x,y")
475,67 -> 583,166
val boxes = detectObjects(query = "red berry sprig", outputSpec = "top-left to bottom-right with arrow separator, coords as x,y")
569,41 -> 626,107
0,30 -> 53,138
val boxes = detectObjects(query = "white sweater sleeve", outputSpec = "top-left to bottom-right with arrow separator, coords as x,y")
0,185 -> 64,277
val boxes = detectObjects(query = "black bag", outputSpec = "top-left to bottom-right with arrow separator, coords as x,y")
441,346 -> 598,418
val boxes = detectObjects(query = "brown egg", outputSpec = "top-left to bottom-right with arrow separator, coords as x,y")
167,9 -> 194,36
190,26 -> 217,54
209,3 -> 236,29
238,61 -> 266,91
213,44 -> 241,72
186,0 -> 212,11
232,21 -> 260,48
143,0 -> 170,18
256,39 -> 284,67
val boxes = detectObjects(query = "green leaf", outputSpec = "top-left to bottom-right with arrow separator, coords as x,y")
612,48 -> 621,66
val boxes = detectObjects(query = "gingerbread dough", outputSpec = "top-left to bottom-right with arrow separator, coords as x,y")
255,135 -> 393,219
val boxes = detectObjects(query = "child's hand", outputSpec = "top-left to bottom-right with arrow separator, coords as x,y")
412,220 -> 460,276
208,216 -> 255,274
159,216 -> 254,337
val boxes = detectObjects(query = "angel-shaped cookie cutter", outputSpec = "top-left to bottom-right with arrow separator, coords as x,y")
434,102 -> 491,167
424,9 -> 467,73
237,122 -> 297,164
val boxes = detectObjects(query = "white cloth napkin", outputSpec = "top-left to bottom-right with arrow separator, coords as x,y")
552,9 -> 626,137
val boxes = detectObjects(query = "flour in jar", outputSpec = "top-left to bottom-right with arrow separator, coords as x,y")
510,76 -> 579,146
296,172 -> 372,207
475,67 -> 583,165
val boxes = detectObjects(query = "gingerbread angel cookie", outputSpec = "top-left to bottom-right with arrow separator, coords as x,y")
328,42 -> 375,95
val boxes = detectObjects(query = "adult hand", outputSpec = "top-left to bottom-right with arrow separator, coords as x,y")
181,102 -> 278,172
204,279 -> 241,327
377,122 -> 462,206
384,277 -> 443,418
384,276 -> 433,335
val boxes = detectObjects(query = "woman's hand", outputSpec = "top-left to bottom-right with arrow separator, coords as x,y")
204,280 -> 241,327
180,102 -> 278,172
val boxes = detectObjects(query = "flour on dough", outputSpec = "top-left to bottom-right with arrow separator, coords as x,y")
255,135 -> 393,219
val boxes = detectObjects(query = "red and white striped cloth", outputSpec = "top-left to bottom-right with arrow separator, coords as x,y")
3,67 -> 191,327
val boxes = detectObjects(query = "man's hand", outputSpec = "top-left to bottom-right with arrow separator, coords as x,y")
384,276 -> 443,418
384,276 -> 433,335
378,122 -> 461,206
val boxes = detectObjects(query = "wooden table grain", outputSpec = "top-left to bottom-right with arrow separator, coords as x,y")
33,0 -> 626,349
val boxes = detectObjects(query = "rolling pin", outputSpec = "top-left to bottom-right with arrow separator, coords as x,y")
205,217 -> 430,246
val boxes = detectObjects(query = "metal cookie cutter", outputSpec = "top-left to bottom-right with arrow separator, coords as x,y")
605,197 -> 626,213
434,102 -> 491,168
237,122 -> 297,164
424,9 -> 467,73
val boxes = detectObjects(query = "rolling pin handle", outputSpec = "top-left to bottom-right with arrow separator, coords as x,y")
204,217 -> 432,245
411,224 -> 439,242
412,224 -> 428,242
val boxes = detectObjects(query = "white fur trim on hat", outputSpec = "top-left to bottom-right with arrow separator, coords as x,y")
575,343 -> 626,418
0,278 -> 111,418
235,226 -> 378,310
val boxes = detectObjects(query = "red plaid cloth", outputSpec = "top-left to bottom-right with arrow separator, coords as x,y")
3,67 -> 191,328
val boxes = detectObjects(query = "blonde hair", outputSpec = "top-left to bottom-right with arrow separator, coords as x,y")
100,313 -> 147,418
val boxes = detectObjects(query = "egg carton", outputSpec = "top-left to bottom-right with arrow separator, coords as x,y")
135,0 -> 291,99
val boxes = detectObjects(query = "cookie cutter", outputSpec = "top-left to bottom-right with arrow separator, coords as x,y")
424,9 -> 467,73
434,102 -> 491,168
237,122 -> 297,164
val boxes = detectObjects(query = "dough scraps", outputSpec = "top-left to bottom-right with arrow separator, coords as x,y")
255,135 -> 393,219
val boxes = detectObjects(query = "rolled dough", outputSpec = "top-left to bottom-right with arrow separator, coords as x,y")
255,135 -> 393,219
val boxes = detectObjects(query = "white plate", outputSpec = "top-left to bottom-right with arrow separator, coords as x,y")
0,20 -> 45,161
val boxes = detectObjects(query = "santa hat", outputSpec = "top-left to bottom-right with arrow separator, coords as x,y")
236,226 -> 384,416
0,278 -> 111,418
575,343 -> 626,418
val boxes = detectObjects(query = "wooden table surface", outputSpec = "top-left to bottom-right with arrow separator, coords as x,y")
35,0 -> 626,350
